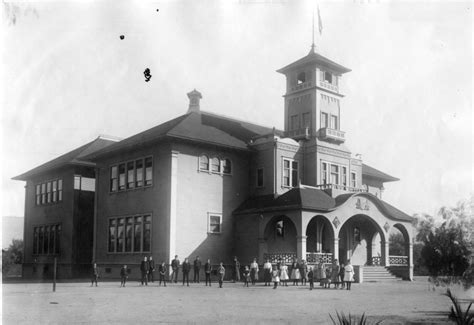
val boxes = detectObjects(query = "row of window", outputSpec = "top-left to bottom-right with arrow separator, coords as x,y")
32,224 -> 61,255
321,162 -> 357,187
35,179 -> 63,206
295,70 -> 338,86
108,215 -> 152,253
199,155 -> 232,174
110,157 -> 153,192
321,112 -> 338,130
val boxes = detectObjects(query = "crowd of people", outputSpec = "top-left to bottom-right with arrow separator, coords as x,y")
92,256 -> 355,290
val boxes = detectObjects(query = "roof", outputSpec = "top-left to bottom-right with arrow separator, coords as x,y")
277,49 -> 351,75
362,164 -> 399,182
12,136 -> 119,181
86,111 -> 284,160
234,189 -> 412,222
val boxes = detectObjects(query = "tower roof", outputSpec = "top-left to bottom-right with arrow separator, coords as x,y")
276,49 -> 351,75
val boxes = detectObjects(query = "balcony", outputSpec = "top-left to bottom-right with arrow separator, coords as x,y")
290,81 -> 313,93
319,81 -> 339,93
320,127 -> 345,143
285,127 -> 311,140
314,183 -> 368,198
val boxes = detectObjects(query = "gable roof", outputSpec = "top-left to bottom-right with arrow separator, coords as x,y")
277,49 -> 351,75
234,188 -> 412,222
12,136 -> 119,181
86,111 -> 284,160
362,164 -> 399,182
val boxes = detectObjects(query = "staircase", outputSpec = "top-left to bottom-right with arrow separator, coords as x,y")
363,266 -> 402,282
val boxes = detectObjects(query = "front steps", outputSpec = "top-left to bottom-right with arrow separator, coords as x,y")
363,266 -> 402,282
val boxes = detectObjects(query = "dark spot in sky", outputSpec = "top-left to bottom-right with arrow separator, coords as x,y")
144,68 -> 152,82
156,9 -> 159,12
50,302 -> 58,304
120,35 -> 125,40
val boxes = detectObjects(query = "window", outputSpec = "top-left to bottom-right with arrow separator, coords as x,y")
143,215 -> 151,252
321,162 -> 328,184
257,168 -> 264,187
351,172 -> 357,188
118,163 -> 126,191
330,165 -> 340,185
222,158 -> 231,174
58,179 -> 63,201
297,71 -> 306,84
135,159 -> 143,187
74,175 -> 81,190
32,223 -> 61,255
117,218 -> 124,252
321,112 -> 328,129
199,155 -> 209,171
330,115 -> 338,130
35,179 -> 62,205
108,219 -> 116,253
110,166 -> 118,192
208,214 -> 222,234
133,216 -> 142,253
302,112 -> 311,129
342,167 -> 347,186
290,115 -> 299,130
125,217 -> 133,252
127,162 -> 135,189
211,157 -> 220,173
283,158 -> 299,187
324,71 -> 332,83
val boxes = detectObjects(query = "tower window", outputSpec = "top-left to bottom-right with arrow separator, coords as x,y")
330,115 -> 338,130
324,71 -> 332,83
321,112 -> 328,129
297,72 -> 306,84
302,112 -> 311,128
290,115 -> 299,130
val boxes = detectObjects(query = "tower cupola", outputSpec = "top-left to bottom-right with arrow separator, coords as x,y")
187,89 -> 202,113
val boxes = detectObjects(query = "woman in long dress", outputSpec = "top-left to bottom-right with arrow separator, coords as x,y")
263,259 -> 272,286
290,259 -> 300,286
279,263 -> 289,286
344,260 -> 354,290
250,258 -> 259,285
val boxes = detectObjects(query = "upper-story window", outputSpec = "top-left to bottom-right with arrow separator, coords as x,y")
110,156 -> 153,193
342,167 -> 347,186
324,71 -> 332,83
321,162 -> 328,184
321,162 -> 351,186
199,155 -> 232,175
74,175 -> 96,191
283,158 -> 299,187
330,115 -> 339,130
297,72 -> 306,84
351,172 -> 357,188
321,112 -> 328,129
302,112 -> 311,129
330,165 -> 340,185
290,115 -> 299,130
35,178 -> 63,206
208,213 -> 222,234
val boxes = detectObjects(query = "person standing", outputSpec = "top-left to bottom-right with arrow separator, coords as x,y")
242,266 -> 250,287
271,265 -> 280,289
339,262 -> 346,289
307,266 -> 314,290
91,263 -> 99,287
344,260 -> 354,290
120,265 -> 128,287
204,259 -> 212,286
290,258 -> 300,286
217,262 -> 225,288
148,256 -> 155,283
193,256 -> 202,283
250,258 -> 259,285
182,258 -> 191,286
140,256 -> 149,286
318,261 -> 326,287
279,262 -> 289,286
263,259 -> 272,286
299,260 -> 308,285
330,259 -> 340,289
232,256 -> 241,283
159,261 -> 167,287
171,255 -> 180,284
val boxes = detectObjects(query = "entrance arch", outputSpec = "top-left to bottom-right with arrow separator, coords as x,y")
338,214 -> 386,266
262,215 -> 297,263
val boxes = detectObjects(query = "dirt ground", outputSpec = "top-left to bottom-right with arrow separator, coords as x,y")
2,278 -> 473,324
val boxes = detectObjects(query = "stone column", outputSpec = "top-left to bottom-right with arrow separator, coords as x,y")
408,242 -> 414,281
333,238 -> 339,262
296,235 -> 307,261
381,240 -> 390,266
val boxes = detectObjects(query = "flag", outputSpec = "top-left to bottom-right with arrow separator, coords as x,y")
318,5 -> 323,35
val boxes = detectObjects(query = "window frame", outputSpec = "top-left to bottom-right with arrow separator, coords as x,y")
208,213 -> 222,234
320,112 -> 328,129
35,178 -> 63,206
256,167 -> 264,188
32,223 -> 61,256
107,214 -> 152,254
351,172 -> 357,188
109,156 -> 153,194
282,157 -> 299,188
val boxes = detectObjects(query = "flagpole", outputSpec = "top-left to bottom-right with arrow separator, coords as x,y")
311,10 -> 315,52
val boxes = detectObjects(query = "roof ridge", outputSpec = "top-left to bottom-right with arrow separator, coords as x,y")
199,110 -> 283,133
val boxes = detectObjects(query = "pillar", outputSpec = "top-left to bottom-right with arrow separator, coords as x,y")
408,242 -> 414,281
168,151 -> 179,268
297,235 -> 307,261
258,238 -> 266,262
333,238 -> 339,262
381,240 -> 390,266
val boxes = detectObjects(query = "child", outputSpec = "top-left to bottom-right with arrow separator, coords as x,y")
91,263 -> 99,287
159,261 -> 167,287
279,263 -> 289,286
242,266 -> 250,287
324,267 -> 332,288
271,265 -> 280,289
339,263 -> 345,289
217,262 -> 225,288
120,265 -> 128,287
307,266 -> 314,290
319,262 -> 326,287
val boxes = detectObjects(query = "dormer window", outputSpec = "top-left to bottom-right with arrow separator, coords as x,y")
297,72 -> 306,84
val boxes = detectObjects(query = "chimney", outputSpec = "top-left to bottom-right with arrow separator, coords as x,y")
187,89 -> 202,113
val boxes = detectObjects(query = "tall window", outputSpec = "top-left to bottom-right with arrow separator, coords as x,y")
321,162 -> 328,184
302,112 -> 311,129
276,219 -> 284,237
35,179 -> 62,205
143,215 -> 151,252
118,163 -> 126,191
108,215 -> 152,253
324,71 -> 333,83
283,158 -> 299,187
330,165 -> 340,185
58,179 -> 63,201
342,167 -> 347,186
208,214 -> 222,234
211,157 -> 220,173
133,216 -> 142,252
135,159 -> 143,187
199,155 -> 209,171
145,157 -> 153,186
125,217 -> 133,252
222,159 -> 232,174
117,218 -> 124,252
41,183 -> 46,204
257,168 -> 264,187
47,182 -> 52,203
110,156 -> 153,192
52,180 -> 57,202
330,115 -> 339,130
351,172 -> 357,188
108,219 -> 117,253
127,162 -> 135,189
321,112 -> 328,129
110,166 -> 118,192
36,185 -> 41,205
32,223 -> 61,255
297,71 -> 306,84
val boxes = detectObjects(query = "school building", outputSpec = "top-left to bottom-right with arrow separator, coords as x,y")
14,45 -> 414,281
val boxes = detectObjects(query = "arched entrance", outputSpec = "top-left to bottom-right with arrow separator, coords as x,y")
338,214 -> 386,266
305,215 -> 335,264
262,215 -> 297,263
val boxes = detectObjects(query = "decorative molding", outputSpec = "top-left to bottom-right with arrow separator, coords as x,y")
384,222 -> 391,233
350,159 -> 362,166
355,198 -> 370,211
332,216 -> 340,229
288,93 -> 311,104
317,145 -> 351,158
276,142 -> 300,152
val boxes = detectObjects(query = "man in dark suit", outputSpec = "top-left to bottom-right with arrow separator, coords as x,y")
148,256 -> 155,283
182,258 -> 191,286
193,256 -> 202,283
171,255 -> 180,283
205,259 -> 212,286
140,256 -> 149,286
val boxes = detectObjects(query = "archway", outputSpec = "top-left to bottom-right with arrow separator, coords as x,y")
306,215 -> 335,264
262,215 -> 297,263
338,214 -> 386,266
389,223 -> 411,266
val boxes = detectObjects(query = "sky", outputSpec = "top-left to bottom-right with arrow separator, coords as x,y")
1,0 -> 472,219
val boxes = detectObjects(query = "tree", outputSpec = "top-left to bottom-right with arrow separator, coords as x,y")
389,231 -> 406,256
413,197 -> 472,277
2,238 -> 23,275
